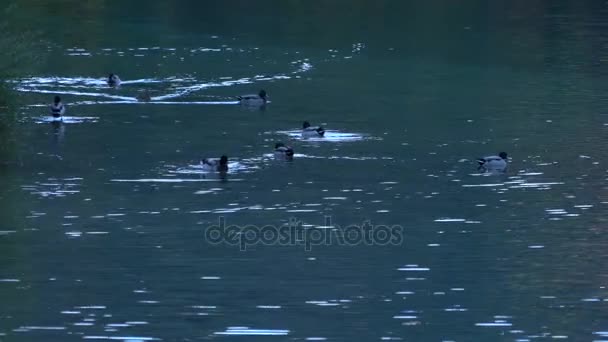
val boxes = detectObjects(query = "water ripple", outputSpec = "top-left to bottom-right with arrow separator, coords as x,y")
275,130 -> 376,142
83,337 -> 160,341
168,160 -> 258,175
18,56 -> 314,105
33,116 -> 99,124
22,178 -> 82,198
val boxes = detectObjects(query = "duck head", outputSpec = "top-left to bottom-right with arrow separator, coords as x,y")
499,152 -> 508,160
54,96 -> 61,104
218,155 -> 229,172
219,155 -> 228,166
258,89 -> 267,100
303,121 -> 311,129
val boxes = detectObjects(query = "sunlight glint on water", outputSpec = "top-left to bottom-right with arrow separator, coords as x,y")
1,1 -> 608,341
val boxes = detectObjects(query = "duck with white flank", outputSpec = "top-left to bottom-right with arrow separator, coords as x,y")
237,90 -> 267,106
274,142 -> 294,159
302,121 -> 325,137
201,155 -> 229,172
108,73 -> 121,87
49,96 -> 66,119
477,152 -> 508,172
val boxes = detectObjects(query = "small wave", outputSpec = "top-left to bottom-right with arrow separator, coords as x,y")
213,327 -> 289,336
15,55 -> 316,104
82,336 -> 160,341
30,100 -> 240,107
169,161 -> 258,175
22,179 -> 82,198
111,178 -> 239,183
266,153 -> 391,161
17,87 -> 136,101
34,116 -> 99,124
275,130 -> 373,142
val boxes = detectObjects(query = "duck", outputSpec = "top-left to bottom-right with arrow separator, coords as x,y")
201,155 -> 229,172
108,73 -> 121,87
49,95 -> 66,118
237,89 -> 267,106
274,142 -> 294,159
477,152 -> 508,172
302,121 -> 325,137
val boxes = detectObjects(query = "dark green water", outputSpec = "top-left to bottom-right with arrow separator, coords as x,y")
1,1 -> 607,341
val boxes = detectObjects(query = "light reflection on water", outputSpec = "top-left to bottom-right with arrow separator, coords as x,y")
169,160 -> 258,175
3,10 -> 608,342
21,178 -> 82,198
33,116 -> 99,124
213,327 -> 290,336
16,44 -> 318,108
274,129 -> 377,142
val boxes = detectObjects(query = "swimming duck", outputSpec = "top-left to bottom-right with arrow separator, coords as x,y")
274,142 -> 294,159
302,121 -> 325,137
49,95 -> 65,118
237,90 -> 267,106
108,73 -> 121,87
477,152 -> 508,172
201,155 -> 229,172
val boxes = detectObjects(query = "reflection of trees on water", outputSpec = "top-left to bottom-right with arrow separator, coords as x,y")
8,1 -> 605,71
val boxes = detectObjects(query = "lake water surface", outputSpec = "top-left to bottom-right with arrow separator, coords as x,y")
1,1 -> 607,341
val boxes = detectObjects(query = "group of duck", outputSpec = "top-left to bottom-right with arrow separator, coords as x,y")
49,74 -> 509,174
204,83 -> 331,172
48,73 -> 123,117
48,73 -> 338,173
201,131 -> 508,173
200,119 -> 326,173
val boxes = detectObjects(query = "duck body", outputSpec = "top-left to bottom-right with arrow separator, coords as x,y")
237,90 -> 267,106
108,73 -> 121,87
50,96 -> 65,118
201,155 -> 229,172
274,142 -> 294,159
301,121 -> 325,137
477,152 -> 508,172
